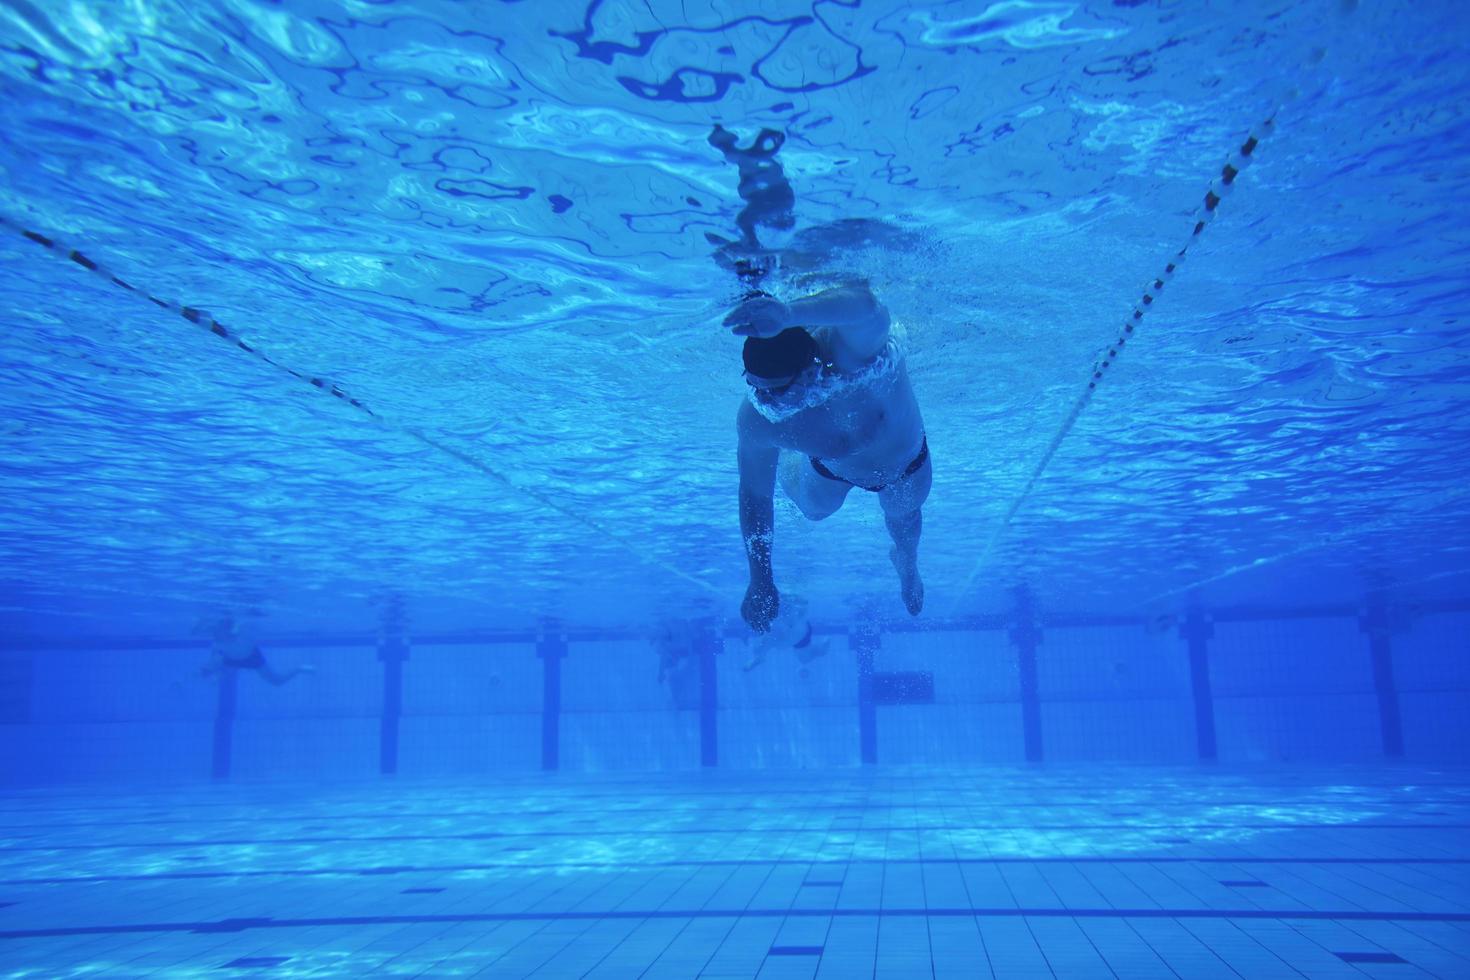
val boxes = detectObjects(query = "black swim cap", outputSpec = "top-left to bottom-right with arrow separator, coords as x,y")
743,327 -> 818,381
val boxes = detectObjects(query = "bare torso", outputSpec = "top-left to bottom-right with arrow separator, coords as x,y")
740,338 -> 925,488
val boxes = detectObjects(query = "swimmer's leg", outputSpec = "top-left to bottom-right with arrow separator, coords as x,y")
884,508 -> 924,616
779,453 -> 853,521
258,662 -> 315,686
879,451 -> 932,616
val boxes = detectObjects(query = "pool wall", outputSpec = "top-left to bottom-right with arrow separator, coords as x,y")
3,603 -> 1468,786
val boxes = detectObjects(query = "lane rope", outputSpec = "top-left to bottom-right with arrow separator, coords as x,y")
1142,484 -> 1470,606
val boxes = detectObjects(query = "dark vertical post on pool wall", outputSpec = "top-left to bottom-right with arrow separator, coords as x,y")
697,621 -> 721,768
210,665 -> 238,780
1010,587 -> 1043,763
1181,609 -> 1218,762
538,620 -> 566,771
1360,593 -> 1405,758
854,626 -> 879,765
378,597 -> 409,776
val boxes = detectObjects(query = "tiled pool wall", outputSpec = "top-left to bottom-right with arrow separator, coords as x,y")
2,606 -> 1467,785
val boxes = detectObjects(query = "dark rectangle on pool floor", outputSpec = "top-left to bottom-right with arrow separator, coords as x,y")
1334,952 -> 1407,964
401,887 -> 445,894
221,955 -> 290,968
770,945 -> 823,956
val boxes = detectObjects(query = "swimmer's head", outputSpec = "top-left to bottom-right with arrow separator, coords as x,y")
743,327 -> 819,391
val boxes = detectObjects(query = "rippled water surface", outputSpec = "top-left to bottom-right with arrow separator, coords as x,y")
1,0 -> 1467,630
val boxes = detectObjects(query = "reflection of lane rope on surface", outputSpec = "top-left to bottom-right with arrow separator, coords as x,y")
0,214 -> 726,601
1142,483 -> 1470,606
952,2 -> 1362,614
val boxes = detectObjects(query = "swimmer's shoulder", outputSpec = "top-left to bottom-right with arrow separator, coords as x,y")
737,397 -> 777,441
821,312 -> 900,374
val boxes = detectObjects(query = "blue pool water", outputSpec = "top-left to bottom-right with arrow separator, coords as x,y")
1,0 -> 1469,976
0,0 -> 1467,628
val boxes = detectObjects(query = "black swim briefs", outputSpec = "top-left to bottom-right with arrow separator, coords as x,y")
810,437 -> 929,493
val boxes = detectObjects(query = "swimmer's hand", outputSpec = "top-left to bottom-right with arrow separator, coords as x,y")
741,579 -> 780,632
724,295 -> 790,338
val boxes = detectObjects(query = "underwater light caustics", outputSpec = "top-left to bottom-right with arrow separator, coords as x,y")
0,213 -> 727,602
950,1 -> 1364,613
950,118 -> 1273,612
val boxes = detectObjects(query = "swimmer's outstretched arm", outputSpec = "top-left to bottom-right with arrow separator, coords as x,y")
792,284 -> 890,361
737,404 -> 780,632
726,284 -> 890,363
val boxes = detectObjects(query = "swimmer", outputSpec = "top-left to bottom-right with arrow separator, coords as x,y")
651,618 -> 696,685
742,594 -> 831,670
1144,612 -> 1179,635
731,283 -> 931,631
194,612 -> 314,686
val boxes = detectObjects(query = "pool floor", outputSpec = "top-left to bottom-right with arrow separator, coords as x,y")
1,765 -> 1468,977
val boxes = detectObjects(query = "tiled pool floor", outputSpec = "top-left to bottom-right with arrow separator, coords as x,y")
1,766 -> 1468,977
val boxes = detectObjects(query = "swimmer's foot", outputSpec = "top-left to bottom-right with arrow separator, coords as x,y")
796,641 -> 830,665
889,546 -> 924,616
